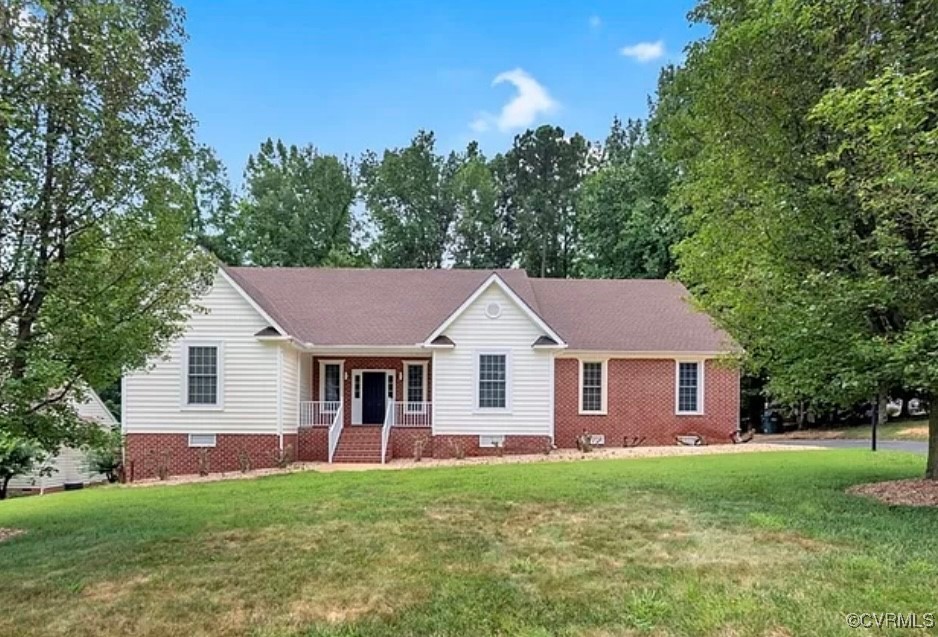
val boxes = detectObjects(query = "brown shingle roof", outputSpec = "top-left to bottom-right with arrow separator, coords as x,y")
223,266 -> 734,352
529,278 -> 733,352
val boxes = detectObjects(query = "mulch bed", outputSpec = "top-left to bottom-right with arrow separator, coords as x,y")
0,528 -> 25,544
848,479 -> 938,507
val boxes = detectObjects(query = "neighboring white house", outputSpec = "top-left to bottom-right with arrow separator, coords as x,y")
8,389 -> 117,494
122,265 -> 740,477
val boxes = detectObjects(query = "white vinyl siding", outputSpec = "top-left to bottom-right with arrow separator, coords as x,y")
280,347 -> 299,434
123,271 -> 281,435
433,285 -> 553,437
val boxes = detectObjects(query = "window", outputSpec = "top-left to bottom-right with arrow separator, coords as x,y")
323,363 -> 341,402
187,345 -> 218,406
188,433 -> 216,448
404,362 -> 427,411
676,361 -> 703,414
387,373 -> 395,399
478,353 -> 508,409
579,360 -> 606,414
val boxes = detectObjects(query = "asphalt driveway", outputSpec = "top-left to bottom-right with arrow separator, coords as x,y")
776,439 -> 927,455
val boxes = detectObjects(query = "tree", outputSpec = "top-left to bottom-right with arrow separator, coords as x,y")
360,131 -> 455,268
451,143 -> 513,268
578,117 -> 679,279
0,1 -> 213,452
810,69 -> 938,475
659,0 -> 938,475
0,433 -> 48,499
233,139 -> 359,267
499,125 -> 590,278
184,145 -> 241,265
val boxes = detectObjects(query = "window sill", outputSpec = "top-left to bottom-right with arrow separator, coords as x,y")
181,404 -> 224,412
578,410 -> 607,416
676,411 -> 704,416
473,408 -> 512,415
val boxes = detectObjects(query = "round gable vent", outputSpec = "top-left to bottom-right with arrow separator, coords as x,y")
484,301 -> 502,319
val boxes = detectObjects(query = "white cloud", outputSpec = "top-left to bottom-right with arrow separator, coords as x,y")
620,40 -> 665,63
588,15 -> 602,29
471,68 -> 558,134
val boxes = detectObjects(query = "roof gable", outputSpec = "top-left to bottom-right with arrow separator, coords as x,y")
422,273 -> 565,347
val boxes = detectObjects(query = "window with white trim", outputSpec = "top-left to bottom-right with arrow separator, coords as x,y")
404,362 -> 427,411
322,363 -> 341,402
580,360 -> 606,413
478,353 -> 507,409
676,361 -> 702,414
187,346 -> 218,405
188,433 -> 216,448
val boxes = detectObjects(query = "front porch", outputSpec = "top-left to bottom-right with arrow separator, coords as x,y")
296,355 -> 433,463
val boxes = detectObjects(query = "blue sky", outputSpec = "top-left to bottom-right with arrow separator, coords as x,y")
181,0 -> 702,181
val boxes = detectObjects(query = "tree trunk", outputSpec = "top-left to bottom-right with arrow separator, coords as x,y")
877,390 -> 889,427
926,393 -> 938,480
0,476 -> 9,500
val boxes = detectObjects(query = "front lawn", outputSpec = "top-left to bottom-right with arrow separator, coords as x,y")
0,451 -> 935,636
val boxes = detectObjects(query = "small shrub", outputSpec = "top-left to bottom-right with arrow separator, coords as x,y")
413,435 -> 430,461
156,451 -> 170,481
197,448 -> 211,477
492,440 -> 504,457
447,438 -> 466,460
89,428 -> 123,483
270,444 -> 293,469
237,448 -> 252,473
575,431 -> 593,453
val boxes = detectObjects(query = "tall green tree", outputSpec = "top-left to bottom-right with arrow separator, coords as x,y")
578,117 -> 679,279
0,0 -> 213,452
500,125 -> 590,278
359,131 -> 454,268
183,145 -> 240,265
451,142 -> 513,269
233,139 -> 359,267
659,0 -> 938,475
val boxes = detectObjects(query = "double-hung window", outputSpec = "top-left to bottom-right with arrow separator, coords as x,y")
321,362 -> 342,408
477,353 -> 508,410
579,360 -> 606,414
185,344 -> 221,407
404,362 -> 427,412
676,361 -> 703,414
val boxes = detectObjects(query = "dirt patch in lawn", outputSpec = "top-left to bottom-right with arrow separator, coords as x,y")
849,479 -> 938,507
0,528 -> 25,543
897,426 -> 929,438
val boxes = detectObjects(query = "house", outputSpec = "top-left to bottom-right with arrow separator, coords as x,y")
122,266 -> 740,476
9,389 -> 117,494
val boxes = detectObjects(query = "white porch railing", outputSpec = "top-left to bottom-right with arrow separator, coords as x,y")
299,401 -> 342,427
393,401 -> 433,427
380,402 -> 394,465
327,403 -> 344,463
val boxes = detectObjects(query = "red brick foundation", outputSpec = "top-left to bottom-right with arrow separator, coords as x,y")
296,427 -> 328,462
124,433 -> 285,479
431,434 -> 552,459
390,427 -> 434,460
554,358 -> 739,448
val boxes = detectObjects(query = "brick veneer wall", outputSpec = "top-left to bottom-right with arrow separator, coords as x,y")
554,358 -> 739,448
312,356 -> 432,427
432,434 -> 552,459
296,428 -> 328,462
124,433 -> 284,480
389,427 -> 434,460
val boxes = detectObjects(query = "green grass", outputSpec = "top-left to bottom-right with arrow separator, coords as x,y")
1,450 -> 936,636
781,418 -> 929,441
